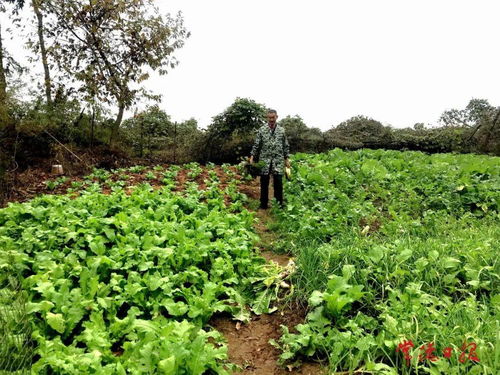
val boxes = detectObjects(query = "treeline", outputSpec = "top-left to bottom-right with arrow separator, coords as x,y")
2,94 -> 499,173
1,1 -> 499,205
122,97 -> 499,164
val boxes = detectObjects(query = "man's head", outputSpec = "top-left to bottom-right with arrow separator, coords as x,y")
267,109 -> 278,127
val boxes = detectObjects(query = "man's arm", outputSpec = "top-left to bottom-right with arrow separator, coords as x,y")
283,130 -> 290,167
249,128 -> 262,163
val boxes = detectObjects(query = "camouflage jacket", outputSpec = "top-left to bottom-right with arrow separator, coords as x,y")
250,124 -> 290,175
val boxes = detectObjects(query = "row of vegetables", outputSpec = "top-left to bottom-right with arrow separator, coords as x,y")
271,149 -> 499,374
0,165 -> 283,374
1,149 -> 498,374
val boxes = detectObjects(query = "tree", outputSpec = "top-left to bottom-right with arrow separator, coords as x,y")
439,98 -> 499,154
278,115 -> 328,153
42,0 -> 189,143
0,25 -> 7,121
31,0 -> 52,105
0,0 -> 25,14
278,115 -> 308,152
169,118 -> 203,163
302,127 -> 327,152
0,24 -> 8,205
209,97 -> 267,138
279,115 -> 308,134
122,105 -> 172,157
1,0 -> 24,113
205,97 -> 266,162
440,98 -> 495,128
177,118 -> 198,137
2,0 -> 53,105
328,115 -> 393,148
0,2 -> 24,204
121,111 -> 203,163
0,0 -> 24,8
468,107 -> 500,155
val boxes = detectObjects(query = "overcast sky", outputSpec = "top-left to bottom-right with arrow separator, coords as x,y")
155,0 -> 500,129
3,0 -> 500,130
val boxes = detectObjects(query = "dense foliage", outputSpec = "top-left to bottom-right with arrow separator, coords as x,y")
203,98 -> 267,163
1,0 -> 498,203
271,149 -> 499,374
0,150 -> 498,373
0,164 -> 284,373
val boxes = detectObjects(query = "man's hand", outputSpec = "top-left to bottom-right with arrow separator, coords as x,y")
285,158 -> 291,168
249,156 -> 254,164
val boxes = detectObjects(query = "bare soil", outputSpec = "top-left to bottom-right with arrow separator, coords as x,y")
3,165 -> 243,206
3,164 -> 326,374
218,192 -> 325,375
211,307 -> 325,375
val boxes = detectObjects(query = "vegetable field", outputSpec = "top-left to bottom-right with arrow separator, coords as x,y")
0,164 -> 287,374
0,149 -> 499,374
272,149 -> 499,374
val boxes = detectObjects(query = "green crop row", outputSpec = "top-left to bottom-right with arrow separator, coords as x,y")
0,172 -> 284,374
271,148 -> 499,374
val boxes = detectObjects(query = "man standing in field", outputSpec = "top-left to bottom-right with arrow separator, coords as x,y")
249,109 -> 290,209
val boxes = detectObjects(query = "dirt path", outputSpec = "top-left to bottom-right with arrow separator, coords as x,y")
211,310 -> 325,375
4,165 -> 326,373
212,181 -> 326,374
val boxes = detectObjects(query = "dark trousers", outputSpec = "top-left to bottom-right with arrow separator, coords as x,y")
260,174 -> 283,208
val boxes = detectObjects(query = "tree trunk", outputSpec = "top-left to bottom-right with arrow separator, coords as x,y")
0,146 -> 7,206
139,119 -> 143,157
90,104 -> 95,149
173,121 -> 177,164
0,25 -> 7,115
110,102 -> 125,145
0,25 -> 9,205
32,0 -> 52,106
